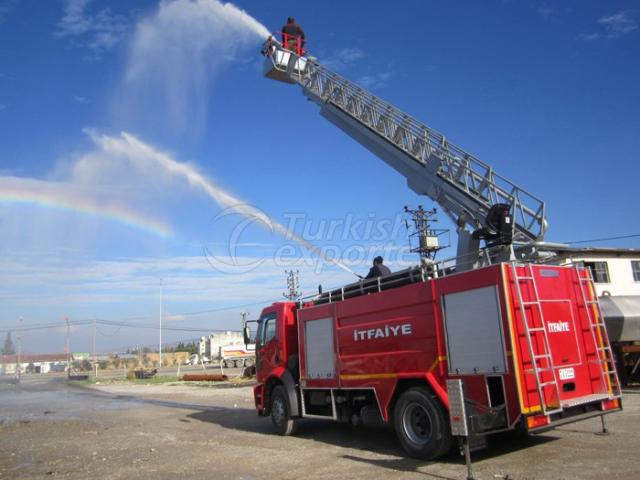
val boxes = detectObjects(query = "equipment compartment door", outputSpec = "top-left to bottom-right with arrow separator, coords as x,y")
304,317 -> 336,380
442,285 -> 507,375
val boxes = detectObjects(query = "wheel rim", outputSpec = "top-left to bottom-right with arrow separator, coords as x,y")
272,396 -> 286,425
402,402 -> 432,446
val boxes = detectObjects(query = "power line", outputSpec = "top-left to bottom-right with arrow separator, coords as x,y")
0,297 -> 278,333
0,320 -> 93,333
564,233 -> 640,245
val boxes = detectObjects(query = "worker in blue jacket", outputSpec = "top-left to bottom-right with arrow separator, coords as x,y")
365,256 -> 391,279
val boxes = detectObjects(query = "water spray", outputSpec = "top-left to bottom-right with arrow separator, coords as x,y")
109,132 -> 359,277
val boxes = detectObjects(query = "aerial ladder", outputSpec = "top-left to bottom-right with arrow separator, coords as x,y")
262,38 -> 548,270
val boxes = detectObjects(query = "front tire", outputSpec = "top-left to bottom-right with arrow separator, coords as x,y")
393,387 -> 453,460
270,385 -> 298,436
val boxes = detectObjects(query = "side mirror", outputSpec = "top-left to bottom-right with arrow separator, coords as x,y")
243,326 -> 252,346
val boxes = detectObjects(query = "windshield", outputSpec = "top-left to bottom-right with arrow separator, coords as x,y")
255,312 -> 276,348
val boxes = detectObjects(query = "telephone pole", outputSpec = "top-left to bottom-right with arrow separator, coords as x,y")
283,270 -> 301,301
64,316 -> 70,378
159,278 -> 163,368
16,317 -> 22,383
92,318 -> 97,376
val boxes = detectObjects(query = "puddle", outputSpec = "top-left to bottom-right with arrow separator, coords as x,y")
0,377 -> 145,425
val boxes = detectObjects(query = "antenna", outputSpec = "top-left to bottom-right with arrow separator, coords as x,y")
404,205 -> 450,261
283,270 -> 301,301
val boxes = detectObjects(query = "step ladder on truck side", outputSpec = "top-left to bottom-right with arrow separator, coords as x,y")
510,262 -> 563,415
574,266 -> 622,400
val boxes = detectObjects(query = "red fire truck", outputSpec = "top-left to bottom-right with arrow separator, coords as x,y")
246,263 -> 620,459
252,39 -> 622,459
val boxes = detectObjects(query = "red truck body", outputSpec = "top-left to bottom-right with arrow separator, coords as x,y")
251,263 -> 621,459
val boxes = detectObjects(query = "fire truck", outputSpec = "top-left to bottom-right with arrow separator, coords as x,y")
245,36 -> 622,460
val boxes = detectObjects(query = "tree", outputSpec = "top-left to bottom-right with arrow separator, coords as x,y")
2,331 -> 16,355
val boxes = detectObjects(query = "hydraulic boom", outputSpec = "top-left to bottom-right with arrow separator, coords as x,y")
263,39 -> 548,268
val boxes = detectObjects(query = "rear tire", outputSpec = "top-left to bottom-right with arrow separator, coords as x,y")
270,385 -> 298,436
393,387 -> 453,460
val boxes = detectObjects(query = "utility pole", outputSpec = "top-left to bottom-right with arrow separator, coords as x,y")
16,317 -> 22,383
240,311 -> 249,327
92,318 -> 97,377
159,278 -> 163,368
64,316 -> 70,379
283,270 -> 301,301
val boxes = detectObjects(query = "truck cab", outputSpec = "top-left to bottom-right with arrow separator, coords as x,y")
251,301 -> 301,433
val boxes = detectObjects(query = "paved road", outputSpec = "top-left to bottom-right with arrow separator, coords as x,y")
0,376 -> 638,479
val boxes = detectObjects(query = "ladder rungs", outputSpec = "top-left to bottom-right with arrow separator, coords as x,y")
529,367 -> 553,373
539,381 -> 559,388
528,327 -> 546,332
533,354 -> 552,360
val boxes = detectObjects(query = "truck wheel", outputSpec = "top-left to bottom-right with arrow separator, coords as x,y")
393,387 -> 453,460
270,385 -> 298,436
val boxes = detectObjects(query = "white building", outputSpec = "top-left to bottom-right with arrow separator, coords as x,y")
546,247 -> 640,297
199,331 -> 244,360
0,353 -> 70,375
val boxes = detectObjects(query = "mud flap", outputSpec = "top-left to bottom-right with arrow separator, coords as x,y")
280,369 -> 300,417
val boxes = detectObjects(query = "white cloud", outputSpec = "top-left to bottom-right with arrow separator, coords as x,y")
599,11 -> 638,36
323,47 -> 366,71
537,6 -> 554,18
578,32 -> 601,41
73,95 -> 90,104
114,0 -> 269,136
55,0 -> 129,59
579,10 -> 637,41
357,72 -> 392,90
0,0 -> 16,24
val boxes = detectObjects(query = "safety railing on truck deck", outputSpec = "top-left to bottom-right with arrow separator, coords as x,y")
300,248 -> 496,307
263,42 -> 547,244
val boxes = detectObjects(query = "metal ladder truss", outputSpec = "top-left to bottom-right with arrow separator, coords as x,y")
265,46 -> 547,244
510,263 -> 562,415
574,267 -> 622,399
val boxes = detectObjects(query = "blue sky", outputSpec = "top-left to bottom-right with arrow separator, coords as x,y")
0,0 -> 638,353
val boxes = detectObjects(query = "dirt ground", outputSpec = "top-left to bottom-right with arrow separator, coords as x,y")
0,376 -> 638,480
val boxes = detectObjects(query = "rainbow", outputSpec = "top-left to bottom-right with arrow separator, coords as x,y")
0,176 -> 172,237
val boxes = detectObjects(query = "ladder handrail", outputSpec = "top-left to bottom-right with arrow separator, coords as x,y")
573,266 -> 622,398
281,53 -> 548,243
510,263 -> 562,415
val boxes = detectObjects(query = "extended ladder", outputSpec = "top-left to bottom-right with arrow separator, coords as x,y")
263,42 -> 547,246
574,267 -> 622,399
510,263 -> 562,415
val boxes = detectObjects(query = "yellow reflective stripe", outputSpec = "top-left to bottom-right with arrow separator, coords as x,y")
340,373 -> 398,380
502,264 -> 529,414
428,355 -> 447,373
